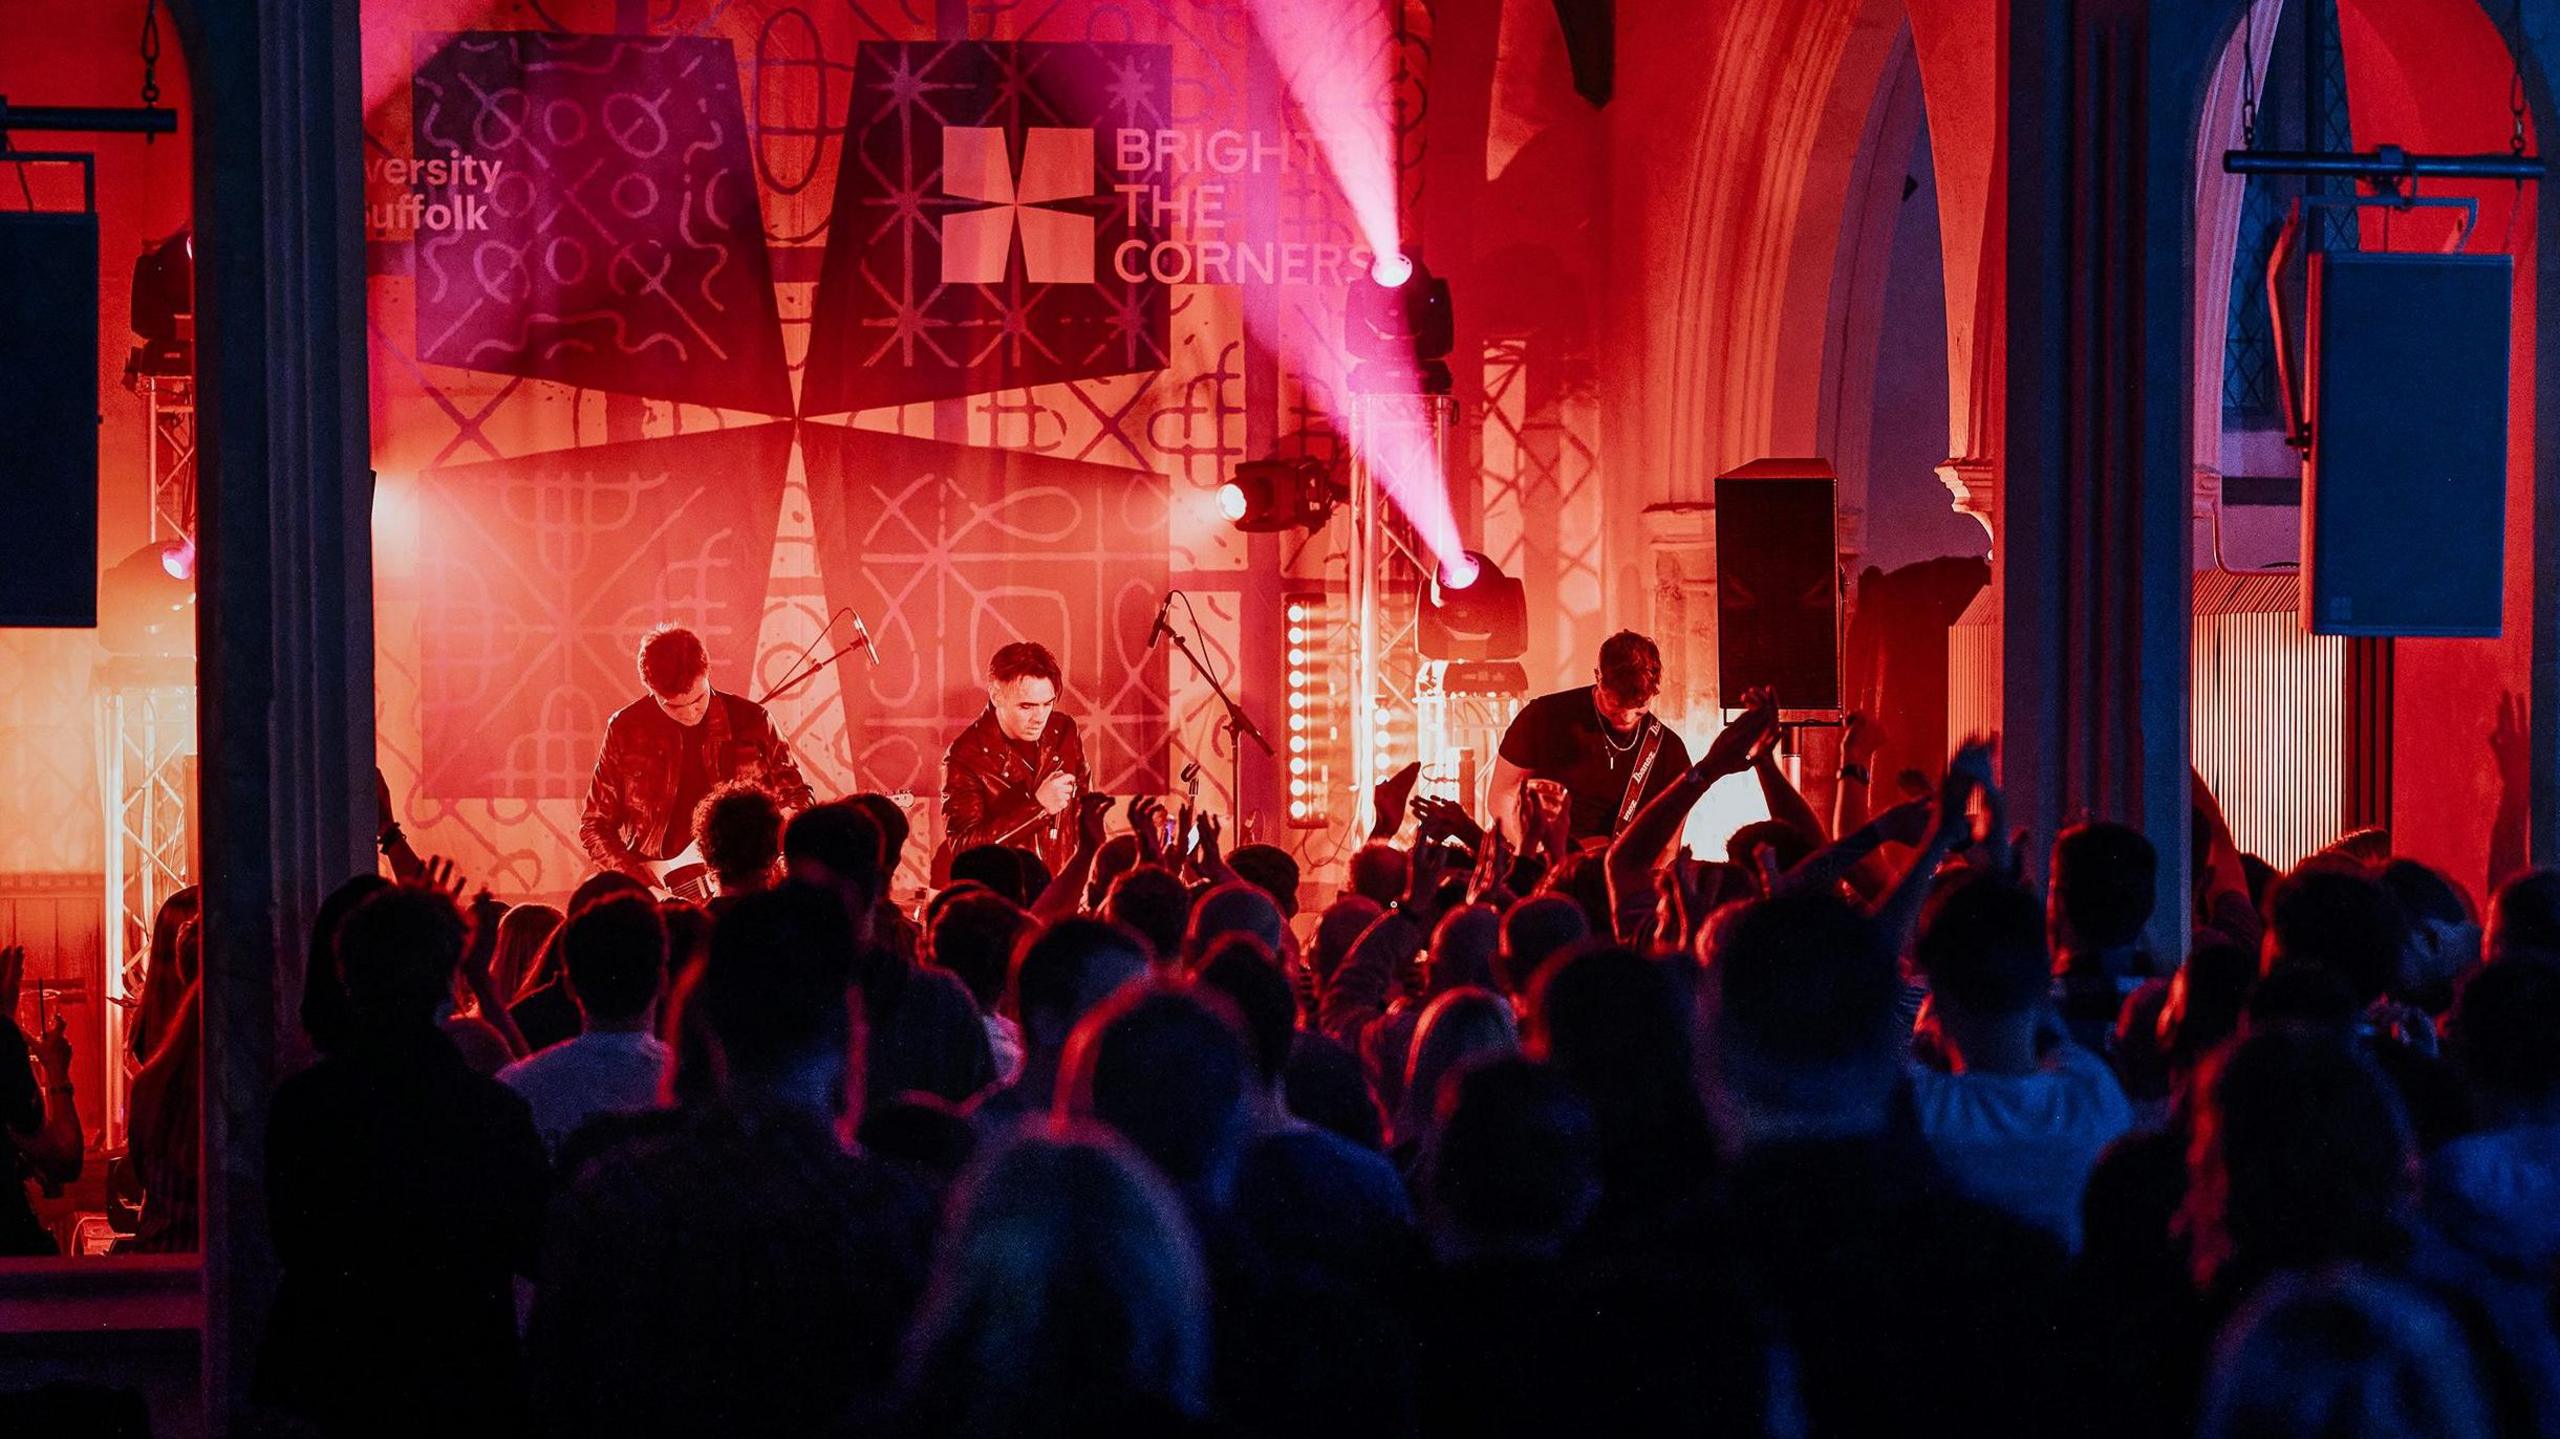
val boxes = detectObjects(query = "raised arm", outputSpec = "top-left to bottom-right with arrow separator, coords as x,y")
1872,740 -> 1991,958
1832,712 -> 1881,840
1033,793 -> 1117,922
1320,842 -> 1448,1045
1752,730 -> 1828,847
1484,756 -> 1530,848
1605,689 -> 1778,938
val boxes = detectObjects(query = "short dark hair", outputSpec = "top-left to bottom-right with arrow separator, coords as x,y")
1195,935 -> 1293,1083
929,889 -> 1031,1014
1012,916 -> 1152,1030
1346,842 -> 1408,906
783,799 -> 886,900
2191,1029 -> 2415,1280
1498,895 -> 1590,999
563,893 -> 669,1022
1428,1057 -> 1598,1247
950,843 -> 1048,908
1916,870 -> 2050,1015
2489,868 -> 2560,963
1704,891 -> 1901,1104
696,782 -> 784,885
637,624 -> 710,697
1104,864 -> 1192,965
849,793 -> 913,874
2268,867 -> 2407,1008
1227,844 -> 1302,919
1180,883 -> 1286,969
988,641 -> 1063,687
2451,955 -> 2560,1105
1530,943 -> 1695,1114
1595,631 -> 1663,703
658,898 -> 713,980
1073,984 -> 1249,1186
1725,820 -> 1816,881
2052,822 -> 2159,952
696,884 -> 855,1076
337,885 -> 467,1029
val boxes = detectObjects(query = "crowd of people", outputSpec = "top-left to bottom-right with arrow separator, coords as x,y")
19,682 -> 2560,1436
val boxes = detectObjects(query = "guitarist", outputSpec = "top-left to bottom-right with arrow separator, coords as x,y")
1485,630 -> 1692,849
934,642 -> 1089,884
579,624 -> 815,887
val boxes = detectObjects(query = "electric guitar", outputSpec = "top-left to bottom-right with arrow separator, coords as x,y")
649,789 -> 914,902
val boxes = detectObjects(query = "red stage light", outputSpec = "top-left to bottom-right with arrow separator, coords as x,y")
1370,252 -> 1413,288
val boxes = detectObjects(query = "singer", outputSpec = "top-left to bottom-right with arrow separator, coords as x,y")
579,624 -> 816,885
932,641 -> 1089,884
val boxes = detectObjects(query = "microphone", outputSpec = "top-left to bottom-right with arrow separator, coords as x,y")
852,610 -> 884,667
1146,591 -> 1175,650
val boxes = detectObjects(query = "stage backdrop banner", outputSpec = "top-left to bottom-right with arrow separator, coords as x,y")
410,31 -> 795,416
798,422 -> 1172,851
415,422 -> 795,799
798,40 -> 1175,416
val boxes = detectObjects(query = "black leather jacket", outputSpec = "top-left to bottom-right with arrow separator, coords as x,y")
580,691 -> 814,880
934,706 -> 1087,883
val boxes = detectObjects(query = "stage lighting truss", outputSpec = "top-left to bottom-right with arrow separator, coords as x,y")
136,374 -> 196,544
94,658 -> 196,1151
1348,390 -> 1456,835
1218,456 -> 1345,533
1283,588 -> 1351,830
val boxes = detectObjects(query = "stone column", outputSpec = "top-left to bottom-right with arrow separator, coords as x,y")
1639,501 -> 1721,736
2003,0 -> 2196,958
189,0 -> 378,1426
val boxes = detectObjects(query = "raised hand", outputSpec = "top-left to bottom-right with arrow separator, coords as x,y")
1403,836 -> 1453,916
419,855 -> 468,899
1843,710 -> 1884,767
1128,795 -> 1168,863
1036,772 -> 1077,816
1371,760 -> 1423,839
1412,795 -> 1484,852
1697,686 -> 1780,780
1936,737 -> 1995,846
1191,812 -> 1224,869
2492,692 -> 2529,782
1075,791 -> 1114,855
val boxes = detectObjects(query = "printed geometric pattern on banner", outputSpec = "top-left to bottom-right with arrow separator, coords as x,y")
796,422 -> 1170,850
414,423 -> 794,799
799,40 -> 1174,415
410,31 -> 794,416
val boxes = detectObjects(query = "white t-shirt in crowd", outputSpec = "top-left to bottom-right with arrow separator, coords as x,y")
497,1029 -> 671,1157
1906,1041 -> 2133,1252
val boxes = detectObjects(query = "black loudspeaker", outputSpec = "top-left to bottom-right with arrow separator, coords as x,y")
1715,459 -> 1841,711
2302,251 -> 2510,637
0,211 -> 101,627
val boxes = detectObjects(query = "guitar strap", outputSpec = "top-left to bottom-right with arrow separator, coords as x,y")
1614,719 -> 1668,834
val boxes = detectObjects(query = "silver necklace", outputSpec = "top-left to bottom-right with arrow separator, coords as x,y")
1593,690 -> 1643,755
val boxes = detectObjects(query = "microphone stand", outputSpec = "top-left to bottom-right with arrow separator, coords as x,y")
1159,618 -> 1273,838
758,625 -> 872,706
